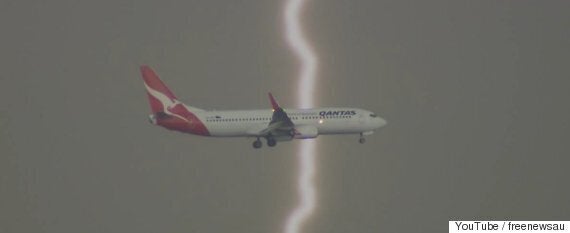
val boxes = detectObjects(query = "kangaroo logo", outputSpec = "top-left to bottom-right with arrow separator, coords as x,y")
144,83 -> 189,123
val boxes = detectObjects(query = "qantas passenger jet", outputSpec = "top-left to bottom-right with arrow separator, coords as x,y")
140,65 -> 387,148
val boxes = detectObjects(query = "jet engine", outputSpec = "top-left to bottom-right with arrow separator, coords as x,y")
293,125 -> 318,139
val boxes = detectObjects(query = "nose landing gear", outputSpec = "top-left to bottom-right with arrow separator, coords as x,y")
359,133 -> 366,144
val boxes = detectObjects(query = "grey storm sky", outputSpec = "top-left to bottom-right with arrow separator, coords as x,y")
1,1 -> 569,233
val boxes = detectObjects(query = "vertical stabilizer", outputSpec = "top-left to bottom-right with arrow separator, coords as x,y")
139,65 -> 209,136
140,65 -> 179,113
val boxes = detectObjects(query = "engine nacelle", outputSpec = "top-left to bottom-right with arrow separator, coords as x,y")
293,125 -> 318,139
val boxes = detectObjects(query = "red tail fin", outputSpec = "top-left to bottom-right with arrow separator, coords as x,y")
268,92 -> 281,110
140,65 -> 178,113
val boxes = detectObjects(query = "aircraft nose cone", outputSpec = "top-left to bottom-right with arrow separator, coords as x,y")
375,117 -> 387,128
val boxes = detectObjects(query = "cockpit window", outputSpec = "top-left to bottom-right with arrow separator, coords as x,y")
369,113 -> 377,118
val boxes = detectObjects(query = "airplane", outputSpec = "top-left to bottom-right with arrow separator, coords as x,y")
140,65 -> 387,148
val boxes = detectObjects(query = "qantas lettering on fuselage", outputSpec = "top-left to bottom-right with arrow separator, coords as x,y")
319,110 -> 357,116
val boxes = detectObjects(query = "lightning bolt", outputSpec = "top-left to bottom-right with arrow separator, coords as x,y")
283,0 -> 318,233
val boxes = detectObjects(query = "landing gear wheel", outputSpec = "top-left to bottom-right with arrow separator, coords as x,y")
267,137 -> 277,147
359,133 -> 366,144
253,138 -> 262,149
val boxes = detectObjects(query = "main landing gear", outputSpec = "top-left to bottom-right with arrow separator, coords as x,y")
359,133 -> 366,144
267,137 -> 277,147
252,137 -> 277,149
253,138 -> 262,149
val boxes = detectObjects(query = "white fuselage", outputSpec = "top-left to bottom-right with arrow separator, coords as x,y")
140,65 -> 387,147
196,107 -> 386,137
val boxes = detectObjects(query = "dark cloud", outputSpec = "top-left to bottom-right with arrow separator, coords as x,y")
1,1 -> 569,232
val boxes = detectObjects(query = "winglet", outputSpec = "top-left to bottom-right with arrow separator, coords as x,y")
268,92 -> 280,110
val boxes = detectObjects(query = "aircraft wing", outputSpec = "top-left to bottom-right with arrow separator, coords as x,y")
250,93 -> 295,137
